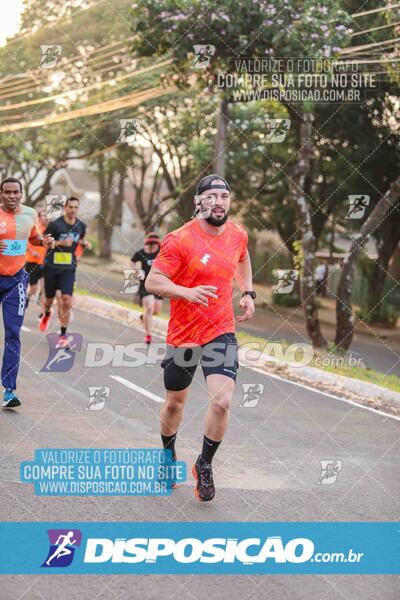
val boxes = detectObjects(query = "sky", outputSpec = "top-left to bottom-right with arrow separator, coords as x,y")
0,1 -> 24,46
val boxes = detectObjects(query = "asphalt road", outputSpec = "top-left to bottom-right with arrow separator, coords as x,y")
76,262 -> 400,377
0,305 -> 399,598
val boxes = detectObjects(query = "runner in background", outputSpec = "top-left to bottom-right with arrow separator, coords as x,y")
39,196 -> 91,348
25,209 -> 49,314
131,232 -> 163,345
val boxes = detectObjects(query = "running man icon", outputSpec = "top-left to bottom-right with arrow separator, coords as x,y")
46,531 -> 76,565
42,529 -> 82,568
40,333 -> 83,372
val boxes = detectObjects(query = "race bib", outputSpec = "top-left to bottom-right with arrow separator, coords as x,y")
53,252 -> 73,265
2,239 -> 27,256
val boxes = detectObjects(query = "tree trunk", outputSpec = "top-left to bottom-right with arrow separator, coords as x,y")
290,113 -> 327,349
98,219 -> 113,258
176,183 -> 196,223
365,227 -> 400,321
335,176 -> 400,350
389,243 -> 400,281
214,95 -> 228,176
97,154 -> 114,260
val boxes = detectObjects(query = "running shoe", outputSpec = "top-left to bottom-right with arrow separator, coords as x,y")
192,455 -> 215,502
39,310 -> 52,332
2,389 -> 21,408
56,334 -> 70,349
144,334 -> 152,345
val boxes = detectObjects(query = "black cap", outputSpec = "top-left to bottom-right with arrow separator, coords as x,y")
196,174 -> 231,195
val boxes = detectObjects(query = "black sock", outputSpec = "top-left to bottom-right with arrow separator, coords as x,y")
45,308 -> 51,316
200,435 -> 221,464
61,326 -> 67,335
25,296 -> 30,309
161,432 -> 177,460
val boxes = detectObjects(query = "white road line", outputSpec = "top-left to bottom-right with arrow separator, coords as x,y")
246,365 -> 400,422
79,306 -> 399,423
21,325 -> 30,332
110,375 -> 164,403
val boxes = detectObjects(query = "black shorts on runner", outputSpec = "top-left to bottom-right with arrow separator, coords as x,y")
25,262 -> 43,286
139,285 -> 163,302
43,266 -> 76,298
161,332 -> 239,391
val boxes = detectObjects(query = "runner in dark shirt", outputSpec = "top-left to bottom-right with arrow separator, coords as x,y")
39,196 -> 91,348
131,232 -> 162,345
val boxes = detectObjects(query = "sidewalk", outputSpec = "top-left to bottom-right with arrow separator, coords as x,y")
80,253 -> 400,347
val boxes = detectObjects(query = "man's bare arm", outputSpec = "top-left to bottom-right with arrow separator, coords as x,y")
29,234 -> 55,249
146,268 -> 218,307
234,251 -> 255,322
234,251 -> 253,292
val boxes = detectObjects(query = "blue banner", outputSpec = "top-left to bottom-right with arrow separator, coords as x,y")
20,448 -> 186,496
0,522 -> 398,574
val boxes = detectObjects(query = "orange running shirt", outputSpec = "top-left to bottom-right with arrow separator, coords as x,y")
0,205 -> 38,276
152,219 -> 248,346
26,222 -> 46,264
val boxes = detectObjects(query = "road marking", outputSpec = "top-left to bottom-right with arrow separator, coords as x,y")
247,366 -> 400,422
110,375 -> 164,403
21,325 -> 30,332
77,306 -> 400,422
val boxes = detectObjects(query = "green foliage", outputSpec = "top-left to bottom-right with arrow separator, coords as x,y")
356,305 -> 399,327
272,291 -> 301,308
130,0 -> 352,72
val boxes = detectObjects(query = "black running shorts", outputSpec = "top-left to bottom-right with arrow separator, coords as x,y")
43,266 -> 76,298
161,332 -> 239,391
139,285 -> 163,302
25,262 -> 43,286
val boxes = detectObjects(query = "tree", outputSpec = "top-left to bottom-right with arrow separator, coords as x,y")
130,0 -> 352,176
335,176 -> 400,350
289,115 -> 327,347
0,126 -> 88,206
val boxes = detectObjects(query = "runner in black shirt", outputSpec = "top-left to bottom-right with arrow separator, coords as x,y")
131,232 -> 162,344
39,196 -> 91,347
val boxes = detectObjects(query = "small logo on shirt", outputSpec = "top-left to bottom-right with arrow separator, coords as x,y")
0,222 -> 6,233
200,254 -> 211,265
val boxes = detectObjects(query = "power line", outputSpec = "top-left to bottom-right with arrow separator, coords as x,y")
351,4 -> 400,18
351,21 -> 400,37
0,59 -> 170,112
0,52 -> 153,103
0,86 -> 175,132
0,36 -> 136,94
340,37 -> 400,54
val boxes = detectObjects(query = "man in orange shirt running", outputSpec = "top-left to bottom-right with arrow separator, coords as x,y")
146,174 -> 255,501
0,178 -> 55,408
25,209 -> 49,313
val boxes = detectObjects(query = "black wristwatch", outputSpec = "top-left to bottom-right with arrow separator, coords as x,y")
242,290 -> 256,299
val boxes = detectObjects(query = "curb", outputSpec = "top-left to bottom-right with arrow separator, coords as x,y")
287,365 -> 400,409
75,293 -> 400,413
74,293 -> 168,336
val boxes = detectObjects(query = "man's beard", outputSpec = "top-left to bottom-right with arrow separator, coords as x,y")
205,211 -> 229,227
